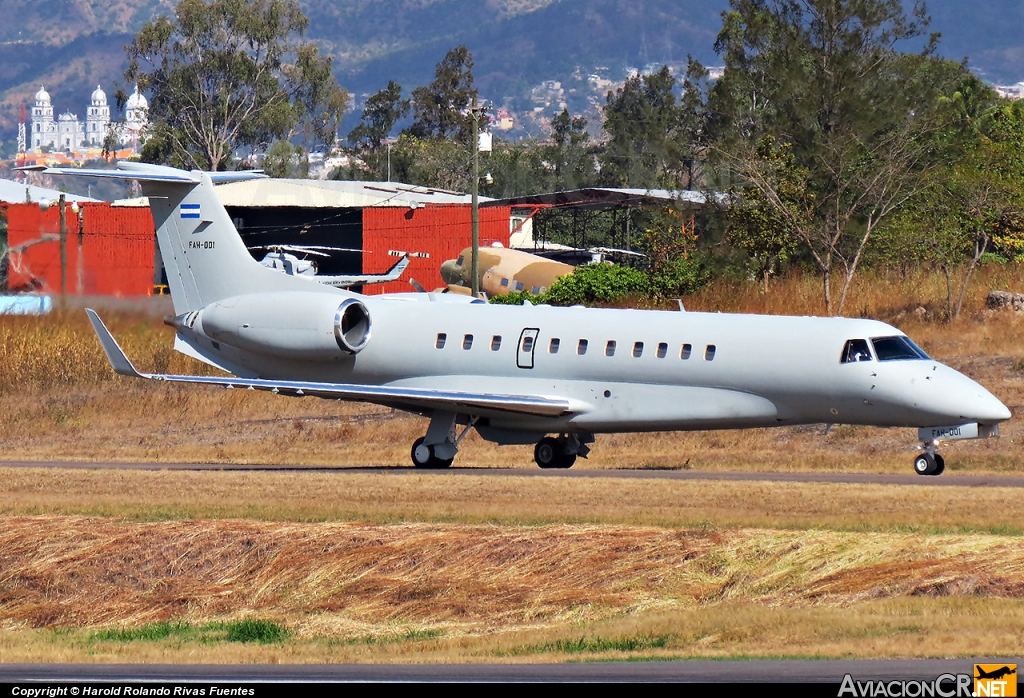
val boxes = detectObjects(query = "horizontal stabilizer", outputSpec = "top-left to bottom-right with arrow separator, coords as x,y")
86,310 -> 576,418
42,162 -> 265,185
318,255 -> 411,288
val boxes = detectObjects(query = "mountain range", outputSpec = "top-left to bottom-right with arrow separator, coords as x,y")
0,0 -> 1020,145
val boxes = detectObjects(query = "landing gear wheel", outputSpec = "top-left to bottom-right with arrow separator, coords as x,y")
411,437 -> 453,469
534,437 -> 576,469
914,453 -> 938,476
535,437 -> 561,469
933,454 -> 945,476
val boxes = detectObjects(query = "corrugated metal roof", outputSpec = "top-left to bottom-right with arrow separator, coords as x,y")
0,178 -> 99,205
482,187 -> 712,210
213,178 -> 493,208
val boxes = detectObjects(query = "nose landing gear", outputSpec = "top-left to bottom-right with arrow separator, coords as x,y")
914,441 -> 945,476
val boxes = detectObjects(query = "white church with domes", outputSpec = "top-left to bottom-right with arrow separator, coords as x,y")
30,85 -> 148,153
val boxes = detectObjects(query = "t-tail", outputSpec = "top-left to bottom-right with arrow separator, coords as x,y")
41,162 -> 342,314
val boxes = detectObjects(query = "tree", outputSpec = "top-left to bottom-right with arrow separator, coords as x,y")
262,139 -> 309,178
348,81 -> 410,150
695,0 -> 960,313
543,109 -> 596,191
722,137 -> 805,291
405,46 -> 477,141
125,0 -> 349,171
600,66 -> 687,188
481,139 -> 548,198
876,98 -> 1024,319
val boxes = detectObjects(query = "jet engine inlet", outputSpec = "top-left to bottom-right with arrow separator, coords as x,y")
335,299 -> 371,354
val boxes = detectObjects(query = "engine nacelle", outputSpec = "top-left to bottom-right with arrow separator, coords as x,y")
197,292 -> 371,361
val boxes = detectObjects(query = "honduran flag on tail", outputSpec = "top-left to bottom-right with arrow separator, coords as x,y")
180,203 -> 201,219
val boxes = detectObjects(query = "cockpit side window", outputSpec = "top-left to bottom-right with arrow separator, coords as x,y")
840,339 -> 873,363
871,336 -> 930,361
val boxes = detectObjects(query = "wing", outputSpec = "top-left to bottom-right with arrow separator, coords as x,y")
86,309 -> 575,418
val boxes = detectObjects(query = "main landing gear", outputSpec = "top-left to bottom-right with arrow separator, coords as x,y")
409,412 -> 594,470
533,434 -> 590,469
411,436 -> 454,469
914,441 -> 945,476
410,412 -> 476,469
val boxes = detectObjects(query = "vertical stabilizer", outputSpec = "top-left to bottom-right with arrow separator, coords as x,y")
45,163 -> 342,314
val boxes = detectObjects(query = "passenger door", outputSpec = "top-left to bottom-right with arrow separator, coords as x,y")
517,328 -> 540,369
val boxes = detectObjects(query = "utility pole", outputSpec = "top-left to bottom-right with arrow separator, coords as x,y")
470,97 -> 485,298
58,193 -> 67,304
76,204 -> 85,295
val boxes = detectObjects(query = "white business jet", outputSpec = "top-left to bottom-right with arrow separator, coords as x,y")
48,162 -> 1009,474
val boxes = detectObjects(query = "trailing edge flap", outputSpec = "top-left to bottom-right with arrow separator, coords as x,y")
86,309 -> 575,418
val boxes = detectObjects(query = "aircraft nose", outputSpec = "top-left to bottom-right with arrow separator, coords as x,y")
928,365 -> 1011,424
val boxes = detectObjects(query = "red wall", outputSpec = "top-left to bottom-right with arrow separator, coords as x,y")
361,205 -> 511,295
5,203 -> 155,296
5,201 -> 509,298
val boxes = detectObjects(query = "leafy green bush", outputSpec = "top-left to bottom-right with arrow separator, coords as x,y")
542,263 -> 650,306
647,254 -> 711,299
488,290 -> 536,305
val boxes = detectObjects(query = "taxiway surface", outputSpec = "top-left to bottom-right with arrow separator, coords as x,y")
1,460 -> 1023,487
2,658 -> 1022,682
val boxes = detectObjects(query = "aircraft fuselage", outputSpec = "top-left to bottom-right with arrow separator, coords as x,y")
173,290 -> 1009,438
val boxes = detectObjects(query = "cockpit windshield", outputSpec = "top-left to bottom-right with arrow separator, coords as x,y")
841,339 -> 873,363
871,336 -> 930,361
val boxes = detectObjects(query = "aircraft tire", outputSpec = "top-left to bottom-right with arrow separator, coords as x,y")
914,453 -> 938,476
534,437 -> 561,468
535,438 -> 578,469
411,437 -> 453,469
933,454 -> 945,476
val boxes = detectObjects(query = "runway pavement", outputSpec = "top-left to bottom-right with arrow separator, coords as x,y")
1,459 -> 1023,487
1,658 -> 1021,682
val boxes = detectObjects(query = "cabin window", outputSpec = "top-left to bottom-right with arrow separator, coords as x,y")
841,338 -> 873,363
435,333 -> 447,349
705,345 -> 716,361
549,338 -> 560,354
657,342 -> 668,358
500,278 -> 509,287
463,334 -> 474,350
522,336 -> 534,353
457,255 -> 464,266
680,344 -> 692,360
491,335 -> 502,351
577,339 -> 588,355
871,336 -> 930,361
606,340 -> 616,357
633,342 -> 644,358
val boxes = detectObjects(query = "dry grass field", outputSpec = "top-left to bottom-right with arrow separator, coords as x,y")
1,268 -> 1024,662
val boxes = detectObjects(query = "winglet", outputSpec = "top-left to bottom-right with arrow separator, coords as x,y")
85,309 -> 146,378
